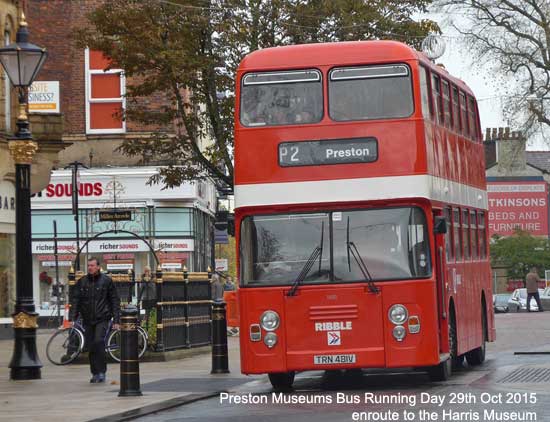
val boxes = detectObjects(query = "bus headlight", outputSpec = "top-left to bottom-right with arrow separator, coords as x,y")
264,332 -> 278,348
392,325 -> 406,342
388,304 -> 408,325
260,310 -> 280,331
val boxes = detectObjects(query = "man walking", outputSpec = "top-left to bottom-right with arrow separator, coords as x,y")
526,267 -> 544,312
70,258 -> 120,383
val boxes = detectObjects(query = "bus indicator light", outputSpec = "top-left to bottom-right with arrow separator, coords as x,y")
408,316 -> 421,334
249,324 -> 261,342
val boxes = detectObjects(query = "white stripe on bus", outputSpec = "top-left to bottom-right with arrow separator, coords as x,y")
234,175 -> 488,210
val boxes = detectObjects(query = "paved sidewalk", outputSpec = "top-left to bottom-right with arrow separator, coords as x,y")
0,331 -> 257,422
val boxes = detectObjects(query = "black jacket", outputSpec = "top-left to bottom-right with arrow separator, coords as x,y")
70,272 -> 120,325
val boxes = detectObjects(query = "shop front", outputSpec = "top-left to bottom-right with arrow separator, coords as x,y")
31,167 -> 216,316
0,180 -> 16,318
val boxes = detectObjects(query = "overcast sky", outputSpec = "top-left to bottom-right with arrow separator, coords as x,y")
424,11 -> 505,128
421,10 -> 550,150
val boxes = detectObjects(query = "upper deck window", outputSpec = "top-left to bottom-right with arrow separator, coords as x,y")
240,69 -> 323,127
328,64 -> 413,121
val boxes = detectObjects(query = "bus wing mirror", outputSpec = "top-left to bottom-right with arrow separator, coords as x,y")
434,216 -> 447,234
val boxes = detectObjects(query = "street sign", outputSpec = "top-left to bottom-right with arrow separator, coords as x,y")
98,210 -> 132,222
215,258 -> 228,272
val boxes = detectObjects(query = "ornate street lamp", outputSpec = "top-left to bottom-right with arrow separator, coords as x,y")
0,13 -> 47,380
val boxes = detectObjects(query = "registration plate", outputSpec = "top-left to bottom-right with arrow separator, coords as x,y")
313,354 -> 356,365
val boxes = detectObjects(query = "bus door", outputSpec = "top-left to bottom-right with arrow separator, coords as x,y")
434,212 -> 450,355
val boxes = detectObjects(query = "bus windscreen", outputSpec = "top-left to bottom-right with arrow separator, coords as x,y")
240,69 -> 323,127
240,207 -> 431,286
329,64 -> 414,121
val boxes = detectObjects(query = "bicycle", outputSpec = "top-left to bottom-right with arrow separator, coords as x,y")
45,318 -> 148,365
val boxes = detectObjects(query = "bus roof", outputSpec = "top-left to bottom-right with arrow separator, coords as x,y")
238,40 -> 474,95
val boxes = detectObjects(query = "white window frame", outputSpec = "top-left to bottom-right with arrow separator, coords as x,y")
85,48 -> 126,134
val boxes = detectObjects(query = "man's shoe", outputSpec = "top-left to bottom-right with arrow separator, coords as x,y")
97,373 -> 106,383
90,374 -> 99,383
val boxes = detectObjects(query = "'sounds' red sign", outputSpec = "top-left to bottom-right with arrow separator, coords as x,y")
487,181 -> 549,237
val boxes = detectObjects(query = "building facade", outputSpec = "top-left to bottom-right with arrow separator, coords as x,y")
485,127 -> 550,293
0,1 -> 67,318
27,0 -> 172,168
24,1 -> 219,314
31,167 -> 216,315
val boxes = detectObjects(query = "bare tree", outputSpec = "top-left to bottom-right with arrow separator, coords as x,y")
438,1 -> 550,137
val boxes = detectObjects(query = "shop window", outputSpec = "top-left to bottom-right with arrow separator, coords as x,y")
85,49 -> 125,134
32,209 -> 76,239
154,208 -> 193,236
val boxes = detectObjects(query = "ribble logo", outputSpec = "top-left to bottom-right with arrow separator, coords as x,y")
45,182 -> 103,198
315,321 -> 352,331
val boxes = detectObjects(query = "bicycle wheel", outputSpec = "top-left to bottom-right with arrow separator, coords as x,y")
46,327 -> 84,365
107,327 -> 148,363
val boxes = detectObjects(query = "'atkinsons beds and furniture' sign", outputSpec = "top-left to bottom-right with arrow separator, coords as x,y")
28,81 -> 60,113
487,181 -> 549,237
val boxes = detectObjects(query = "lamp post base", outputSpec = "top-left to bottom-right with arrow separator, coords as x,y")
10,366 -> 41,381
9,316 -> 42,380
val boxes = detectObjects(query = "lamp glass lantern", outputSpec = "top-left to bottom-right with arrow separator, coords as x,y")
0,24 -> 47,89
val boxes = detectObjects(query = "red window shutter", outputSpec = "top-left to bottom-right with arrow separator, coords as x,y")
89,50 -> 112,70
90,102 -> 123,130
91,73 -> 121,99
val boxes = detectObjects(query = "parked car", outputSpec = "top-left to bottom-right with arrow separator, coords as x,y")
508,288 -> 544,312
493,293 -> 511,313
540,286 -> 550,310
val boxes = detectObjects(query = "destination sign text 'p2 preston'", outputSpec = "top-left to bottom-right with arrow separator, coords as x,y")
278,137 -> 378,167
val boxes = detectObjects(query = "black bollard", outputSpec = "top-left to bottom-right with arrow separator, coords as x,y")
211,301 -> 230,374
118,305 -> 142,397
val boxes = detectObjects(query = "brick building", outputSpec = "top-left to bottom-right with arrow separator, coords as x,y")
0,1 -> 68,318
25,1 -> 217,316
485,127 -> 550,292
27,0 -> 174,167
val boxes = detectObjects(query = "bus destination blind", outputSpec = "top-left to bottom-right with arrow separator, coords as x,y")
279,137 -> 377,167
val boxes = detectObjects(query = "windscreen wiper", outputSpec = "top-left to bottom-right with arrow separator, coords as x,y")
347,241 -> 380,294
318,221 -> 324,275
345,216 -> 379,293
287,246 -> 322,297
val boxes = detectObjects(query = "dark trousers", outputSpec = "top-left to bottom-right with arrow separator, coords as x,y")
84,321 -> 110,375
527,292 -> 544,312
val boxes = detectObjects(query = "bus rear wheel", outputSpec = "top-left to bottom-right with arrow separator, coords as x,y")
466,306 -> 487,366
268,371 -> 295,391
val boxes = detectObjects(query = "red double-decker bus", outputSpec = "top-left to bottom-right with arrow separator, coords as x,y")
234,40 -> 495,389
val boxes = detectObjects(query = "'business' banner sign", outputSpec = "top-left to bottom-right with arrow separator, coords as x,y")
28,81 -> 60,113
